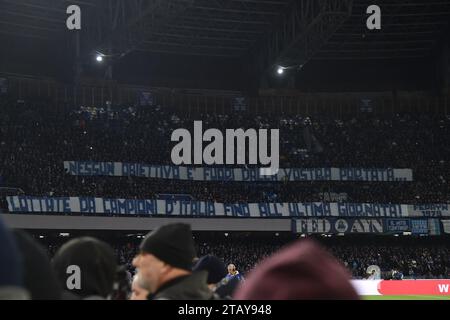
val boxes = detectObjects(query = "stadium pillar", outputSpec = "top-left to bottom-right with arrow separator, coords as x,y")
259,72 -> 269,90
71,31 -> 83,108
435,28 -> 449,97
436,43 -> 448,96
444,42 -> 449,96
73,32 -> 82,86
105,41 -> 113,81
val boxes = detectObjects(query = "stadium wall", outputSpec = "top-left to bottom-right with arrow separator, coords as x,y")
0,214 -> 291,231
1,73 -> 449,114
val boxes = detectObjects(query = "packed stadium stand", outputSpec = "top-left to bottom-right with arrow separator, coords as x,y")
1,98 -> 450,204
38,232 -> 449,280
1,0 -> 450,302
1,93 -> 449,281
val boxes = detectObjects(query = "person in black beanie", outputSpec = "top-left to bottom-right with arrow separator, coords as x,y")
52,237 -> 117,300
132,223 -> 214,300
13,230 -> 61,300
193,255 -> 227,292
0,217 -> 28,299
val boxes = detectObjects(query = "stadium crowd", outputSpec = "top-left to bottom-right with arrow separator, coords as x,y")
1,219 -> 449,300
1,98 -> 450,205
45,233 -> 450,280
1,97 -> 450,300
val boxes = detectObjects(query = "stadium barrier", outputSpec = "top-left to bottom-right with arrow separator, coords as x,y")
7,196 -> 450,218
63,161 -> 414,182
352,280 -> 450,296
0,213 -> 291,231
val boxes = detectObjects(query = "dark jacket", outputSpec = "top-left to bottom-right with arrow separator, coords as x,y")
52,237 -> 117,299
13,230 -> 61,300
150,271 -> 214,300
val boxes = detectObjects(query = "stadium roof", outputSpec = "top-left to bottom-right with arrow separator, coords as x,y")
316,0 -> 450,61
0,0 -> 448,90
1,0 -> 448,61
